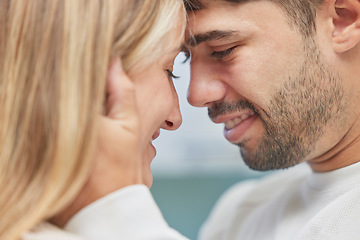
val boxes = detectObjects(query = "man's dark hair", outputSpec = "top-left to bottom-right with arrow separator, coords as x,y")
184,0 -> 326,37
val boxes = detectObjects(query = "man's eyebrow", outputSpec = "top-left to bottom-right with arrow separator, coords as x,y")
186,30 -> 237,47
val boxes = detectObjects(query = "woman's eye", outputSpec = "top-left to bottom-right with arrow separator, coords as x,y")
211,46 -> 237,60
167,69 -> 179,79
183,51 -> 191,63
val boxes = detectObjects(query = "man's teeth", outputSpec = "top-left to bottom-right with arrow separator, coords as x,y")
224,112 -> 255,130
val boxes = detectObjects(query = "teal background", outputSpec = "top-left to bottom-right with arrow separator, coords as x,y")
150,172 -> 267,239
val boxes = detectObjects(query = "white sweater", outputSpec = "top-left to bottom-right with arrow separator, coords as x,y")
199,163 -> 360,240
24,162 -> 360,239
23,185 -> 187,240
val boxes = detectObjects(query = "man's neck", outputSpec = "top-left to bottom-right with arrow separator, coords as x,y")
308,115 -> 360,172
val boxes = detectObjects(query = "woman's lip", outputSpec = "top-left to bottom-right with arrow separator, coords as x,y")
152,131 -> 160,140
224,114 -> 258,143
148,142 -> 157,158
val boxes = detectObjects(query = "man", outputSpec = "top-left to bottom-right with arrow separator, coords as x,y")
183,0 -> 360,239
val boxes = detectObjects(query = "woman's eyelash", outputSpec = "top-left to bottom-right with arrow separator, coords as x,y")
167,69 -> 179,79
182,47 -> 191,63
211,46 -> 237,59
183,51 -> 191,63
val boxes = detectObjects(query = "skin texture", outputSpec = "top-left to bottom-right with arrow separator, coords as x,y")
185,0 -> 360,172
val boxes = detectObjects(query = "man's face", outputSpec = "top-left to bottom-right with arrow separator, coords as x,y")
185,1 -> 350,171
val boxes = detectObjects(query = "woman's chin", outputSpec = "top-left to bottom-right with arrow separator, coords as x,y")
142,143 -> 156,187
143,170 -> 153,188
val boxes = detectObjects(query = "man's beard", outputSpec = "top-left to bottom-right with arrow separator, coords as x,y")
208,42 -> 345,171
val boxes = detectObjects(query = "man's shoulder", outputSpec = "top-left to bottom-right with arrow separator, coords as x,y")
223,163 -> 310,206
199,164 -> 311,240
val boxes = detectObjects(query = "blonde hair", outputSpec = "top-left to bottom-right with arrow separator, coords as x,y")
0,0 -> 185,239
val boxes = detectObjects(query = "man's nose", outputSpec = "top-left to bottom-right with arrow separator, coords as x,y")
187,59 -> 227,108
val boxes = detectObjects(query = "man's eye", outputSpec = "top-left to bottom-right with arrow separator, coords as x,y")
211,46 -> 237,60
167,70 -> 179,79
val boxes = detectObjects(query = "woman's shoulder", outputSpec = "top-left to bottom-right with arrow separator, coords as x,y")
23,222 -> 84,240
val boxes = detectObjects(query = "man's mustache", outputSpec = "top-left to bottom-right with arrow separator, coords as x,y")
208,100 -> 258,119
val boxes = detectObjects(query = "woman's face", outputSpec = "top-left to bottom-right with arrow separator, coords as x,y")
128,23 -> 184,187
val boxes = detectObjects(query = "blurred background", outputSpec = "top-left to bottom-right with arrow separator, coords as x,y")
150,54 -> 269,239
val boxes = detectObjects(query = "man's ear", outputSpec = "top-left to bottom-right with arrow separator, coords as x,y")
332,0 -> 360,53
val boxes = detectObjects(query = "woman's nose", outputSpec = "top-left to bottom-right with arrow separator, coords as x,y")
161,86 -> 182,131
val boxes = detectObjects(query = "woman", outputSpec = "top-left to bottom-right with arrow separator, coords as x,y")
0,0 -> 188,239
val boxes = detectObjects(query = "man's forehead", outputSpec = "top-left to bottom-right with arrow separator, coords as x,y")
184,1 -> 246,47
185,0 -> 252,32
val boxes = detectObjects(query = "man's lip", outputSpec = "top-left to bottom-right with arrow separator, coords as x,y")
224,114 -> 258,143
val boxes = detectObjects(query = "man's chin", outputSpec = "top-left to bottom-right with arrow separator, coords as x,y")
241,149 -> 304,172
240,149 -> 265,171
